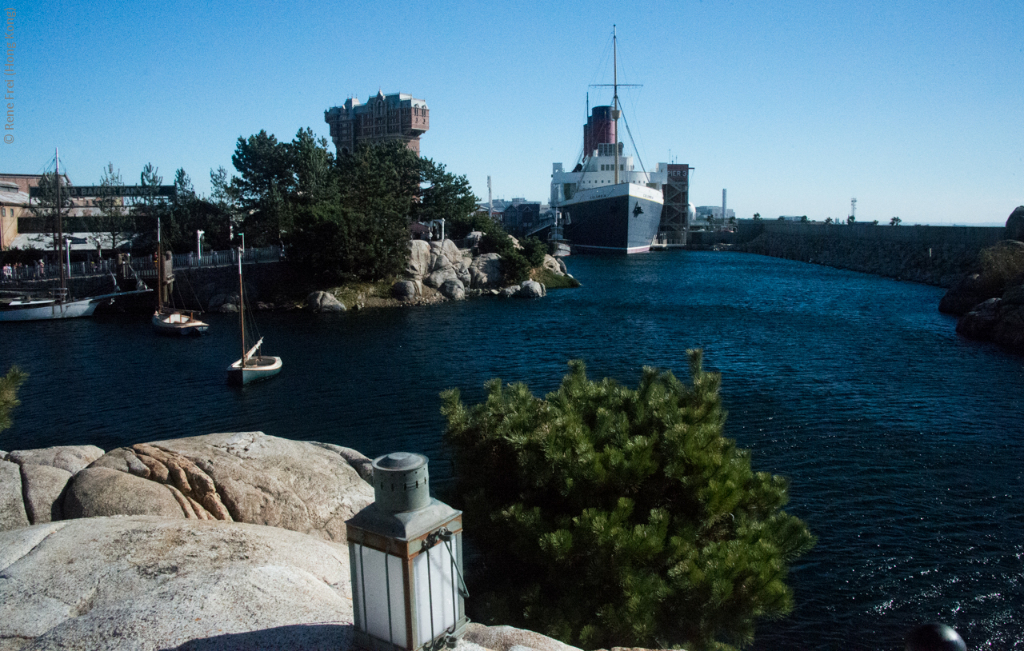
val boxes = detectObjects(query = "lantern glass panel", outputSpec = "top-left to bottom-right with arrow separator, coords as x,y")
413,539 -> 459,643
353,544 -> 407,646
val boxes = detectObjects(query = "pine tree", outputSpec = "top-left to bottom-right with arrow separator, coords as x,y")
441,351 -> 815,651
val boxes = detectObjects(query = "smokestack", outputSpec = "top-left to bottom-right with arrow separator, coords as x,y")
722,189 -> 727,222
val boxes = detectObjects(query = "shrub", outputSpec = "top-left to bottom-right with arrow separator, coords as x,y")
979,241 -> 1024,289
441,352 -> 815,651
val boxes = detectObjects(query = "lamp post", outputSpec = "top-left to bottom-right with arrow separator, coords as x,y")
346,452 -> 469,651
196,230 -> 205,266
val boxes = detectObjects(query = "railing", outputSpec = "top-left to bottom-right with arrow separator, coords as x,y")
0,246 -> 283,284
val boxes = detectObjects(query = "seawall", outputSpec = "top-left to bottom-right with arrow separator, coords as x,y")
735,221 -> 1005,287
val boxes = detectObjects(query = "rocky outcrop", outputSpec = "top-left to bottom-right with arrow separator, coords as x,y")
938,273 -> 1002,315
0,434 -> 374,541
0,516 -> 355,651
306,290 -> 346,312
470,253 -> 504,289
441,278 -> 467,301
392,279 -> 422,301
7,444 -> 103,474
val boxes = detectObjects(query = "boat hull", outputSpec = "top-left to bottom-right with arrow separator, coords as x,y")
152,312 -> 209,336
227,356 -> 283,386
560,183 -> 664,254
0,297 -> 104,321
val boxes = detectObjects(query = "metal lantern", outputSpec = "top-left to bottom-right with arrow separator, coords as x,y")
347,452 -> 469,651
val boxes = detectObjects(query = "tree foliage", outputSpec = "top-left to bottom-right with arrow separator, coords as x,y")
88,163 -> 131,252
441,352 -> 815,651
0,366 -> 27,435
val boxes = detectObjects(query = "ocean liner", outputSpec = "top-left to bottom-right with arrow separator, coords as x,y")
550,28 -> 667,254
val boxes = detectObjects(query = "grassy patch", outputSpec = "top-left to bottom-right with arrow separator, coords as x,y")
532,267 -> 580,289
329,278 -> 396,307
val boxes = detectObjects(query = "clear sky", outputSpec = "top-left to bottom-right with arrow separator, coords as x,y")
3,0 -> 1022,225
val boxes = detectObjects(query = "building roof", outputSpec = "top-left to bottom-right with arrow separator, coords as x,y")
0,185 -> 31,206
8,232 -> 131,252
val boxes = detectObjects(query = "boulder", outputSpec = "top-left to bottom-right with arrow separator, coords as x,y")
542,254 -> 565,276
0,516 -> 354,651
991,303 -> 1024,349
517,280 -> 546,298
956,297 -> 1001,340
425,267 -> 459,289
91,432 -> 375,543
63,467 -> 186,520
463,623 -> 581,651
20,463 -> 72,524
470,253 -> 504,289
499,285 -> 520,298
307,443 -> 374,482
464,231 -> 485,249
406,239 -> 432,279
8,444 -> 104,474
1006,206 -> 1024,242
392,279 -> 421,301
306,291 -> 346,313
938,274 -> 1001,315
440,278 -> 467,301
0,459 -> 29,531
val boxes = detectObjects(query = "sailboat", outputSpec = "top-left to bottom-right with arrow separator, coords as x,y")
549,26 -> 666,253
0,148 -> 151,322
151,216 -> 209,335
226,247 -> 281,385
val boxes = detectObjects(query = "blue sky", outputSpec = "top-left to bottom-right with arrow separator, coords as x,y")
4,0 -> 1022,225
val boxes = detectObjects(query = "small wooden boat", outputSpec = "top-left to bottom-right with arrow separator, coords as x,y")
227,337 -> 282,386
153,217 -> 209,336
226,247 -> 281,386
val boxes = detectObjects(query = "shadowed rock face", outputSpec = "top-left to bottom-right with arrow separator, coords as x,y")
1006,206 -> 1024,242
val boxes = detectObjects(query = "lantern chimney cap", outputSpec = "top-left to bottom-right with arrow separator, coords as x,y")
374,452 -> 426,472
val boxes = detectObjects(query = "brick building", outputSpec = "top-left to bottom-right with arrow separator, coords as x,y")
324,90 -> 429,155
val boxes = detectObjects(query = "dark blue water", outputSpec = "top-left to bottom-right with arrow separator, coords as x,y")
2,252 -> 1022,650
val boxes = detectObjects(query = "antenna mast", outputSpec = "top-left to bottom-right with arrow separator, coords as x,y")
612,25 -> 620,185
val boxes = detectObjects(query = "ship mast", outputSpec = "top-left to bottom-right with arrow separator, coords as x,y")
612,25 -> 620,185
56,147 -> 66,300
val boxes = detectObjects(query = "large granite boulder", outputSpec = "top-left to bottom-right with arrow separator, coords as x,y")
517,280 -> 546,298
440,278 -> 467,301
7,445 -> 104,474
463,623 -> 580,651
938,273 -> 1002,315
63,466 -> 186,520
542,254 -> 565,276
20,464 -> 73,524
470,253 -> 504,289
306,290 -> 346,312
0,516 -> 355,651
392,279 -> 422,301
406,239 -> 432,279
84,432 -> 374,543
956,297 -> 1001,339
1006,206 -> 1024,242
0,459 -> 29,531
425,267 -> 459,289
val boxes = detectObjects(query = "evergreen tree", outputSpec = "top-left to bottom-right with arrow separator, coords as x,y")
441,351 -> 815,651
0,366 -> 27,435
28,171 -> 74,259
88,163 -> 132,253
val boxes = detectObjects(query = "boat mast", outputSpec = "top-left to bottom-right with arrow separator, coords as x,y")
238,249 -> 245,368
156,216 -> 162,313
612,25 -> 620,185
56,147 -> 66,300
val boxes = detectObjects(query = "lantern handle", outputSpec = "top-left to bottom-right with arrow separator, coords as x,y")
424,527 -> 470,599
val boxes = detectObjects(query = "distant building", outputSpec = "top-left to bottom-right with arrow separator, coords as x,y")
0,173 -> 122,252
324,90 -> 429,156
696,205 -> 735,222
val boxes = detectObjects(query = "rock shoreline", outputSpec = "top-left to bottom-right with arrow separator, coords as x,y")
0,433 -> 660,651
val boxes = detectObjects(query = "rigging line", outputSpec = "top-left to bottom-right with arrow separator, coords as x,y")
620,110 -> 648,176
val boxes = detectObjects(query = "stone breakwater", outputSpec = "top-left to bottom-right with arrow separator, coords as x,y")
0,433 -> 670,651
737,221 -> 1005,287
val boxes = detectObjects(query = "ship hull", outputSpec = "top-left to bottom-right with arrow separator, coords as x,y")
559,183 -> 663,254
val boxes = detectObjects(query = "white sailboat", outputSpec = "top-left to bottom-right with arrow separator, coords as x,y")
226,247 -> 281,385
152,216 -> 209,335
0,148 -> 150,322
